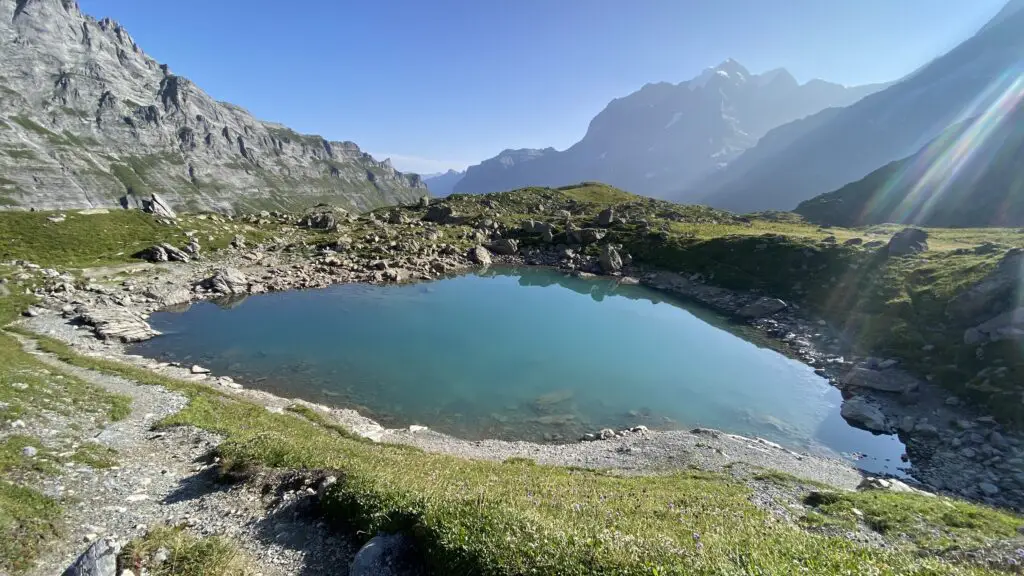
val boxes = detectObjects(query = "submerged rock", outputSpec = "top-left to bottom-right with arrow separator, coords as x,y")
840,396 -> 891,433
840,367 -> 919,393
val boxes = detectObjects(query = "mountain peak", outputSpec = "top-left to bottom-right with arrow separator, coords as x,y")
713,58 -> 750,77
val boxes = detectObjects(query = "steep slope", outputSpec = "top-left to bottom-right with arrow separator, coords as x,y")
454,60 -> 883,198
795,104 -> 1024,227
0,0 -> 425,213
423,169 -> 466,197
697,1 -> 1024,213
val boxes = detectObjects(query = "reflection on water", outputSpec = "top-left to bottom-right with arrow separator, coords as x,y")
131,266 -> 908,475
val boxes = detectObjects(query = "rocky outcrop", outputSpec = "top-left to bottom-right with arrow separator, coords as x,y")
134,243 -> 190,263
947,249 -> 1022,324
0,0 -> 424,213
77,307 -> 160,342
887,228 -> 929,256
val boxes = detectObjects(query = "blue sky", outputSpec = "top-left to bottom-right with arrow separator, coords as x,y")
80,0 -> 1009,174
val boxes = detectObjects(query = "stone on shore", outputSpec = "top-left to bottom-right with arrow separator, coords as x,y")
487,238 -> 518,256
736,297 -> 787,319
840,367 -> 919,393
204,268 -> 249,294
468,246 -> 492,265
77,307 -> 160,342
598,244 -> 622,273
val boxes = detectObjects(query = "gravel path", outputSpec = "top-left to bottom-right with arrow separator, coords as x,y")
14,334 -> 354,576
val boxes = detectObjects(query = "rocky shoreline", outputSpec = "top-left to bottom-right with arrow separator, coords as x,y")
9,207 -> 1024,510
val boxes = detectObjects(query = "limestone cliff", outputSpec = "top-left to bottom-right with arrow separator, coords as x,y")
0,0 -> 426,213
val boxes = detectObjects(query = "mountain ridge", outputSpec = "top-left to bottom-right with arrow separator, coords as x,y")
453,60 -> 885,198
694,1 -> 1024,213
0,0 -> 425,213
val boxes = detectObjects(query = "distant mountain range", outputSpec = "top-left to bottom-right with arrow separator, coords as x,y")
695,0 -> 1024,214
0,0 -> 425,213
795,103 -> 1024,227
423,169 -> 466,197
450,60 -> 885,198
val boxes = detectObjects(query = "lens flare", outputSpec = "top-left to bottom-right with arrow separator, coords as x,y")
857,71 -> 1024,225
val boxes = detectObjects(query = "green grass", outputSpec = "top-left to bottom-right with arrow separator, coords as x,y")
0,481 -> 62,574
120,526 -> 252,576
18,331 -> 1023,575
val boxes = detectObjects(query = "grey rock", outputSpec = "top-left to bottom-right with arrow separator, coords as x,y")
135,243 -> 189,263
62,538 -> 120,576
21,446 -> 37,457
897,416 -> 916,433
963,307 -> 1024,345
840,396 -> 891,433
423,205 -> 453,223
349,533 -> 421,576
145,193 -> 176,219
598,244 -> 622,274
978,482 -> 1000,496
468,246 -> 491,266
487,238 -> 518,256
299,205 -> 346,231
204,268 -> 249,294
736,297 -> 787,319
23,307 -> 41,317
914,423 -> 939,435
190,365 -> 210,374
596,207 -> 615,227
857,476 -> 922,494
0,3 -> 423,212
887,228 -> 929,256
839,367 -> 919,393
960,448 -> 977,459
78,307 -> 160,342
417,196 -> 430,208
947,249 -> 1023,323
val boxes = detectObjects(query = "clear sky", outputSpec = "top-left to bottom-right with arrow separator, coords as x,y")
79,0 -> 1009,174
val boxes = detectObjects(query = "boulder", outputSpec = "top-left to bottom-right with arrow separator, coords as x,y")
468,246 -> 491,266
857,477 -> 926,494
963,307 -> 1024,344
487,238 -> 519,256
388,211 -> 408,225
598,245 -> 622,274
887,227 -> 929,256
62,538 -> 120,576
184,238 -> 201,256
134,243 -> 190,263
541,228 -> 555,243
840,396 -> 891,434
946,249 -> 1023,323
142,285 -> 192,306
839,367 -> 919,393
596,207 -> 615,227
417,196 -> 430,208
204,268 -> 249,294
736,297 -> 787,319
145,193 -> 176,219
579,228 -> 606,244
521,220 -> 554,235
299,205 -> 345,231
349,533 -> 422,576
423,205 -> 453,223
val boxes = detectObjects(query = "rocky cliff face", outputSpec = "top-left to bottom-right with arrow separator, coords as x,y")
0,0 -> 426,213
453,60 -> 884,198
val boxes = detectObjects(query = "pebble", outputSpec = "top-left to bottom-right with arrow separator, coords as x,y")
22,446 -> 38,457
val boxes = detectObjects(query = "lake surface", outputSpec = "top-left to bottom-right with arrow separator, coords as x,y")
130,266 -> 908,475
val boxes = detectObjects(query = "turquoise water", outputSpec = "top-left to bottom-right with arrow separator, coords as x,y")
130,266 -> 907,475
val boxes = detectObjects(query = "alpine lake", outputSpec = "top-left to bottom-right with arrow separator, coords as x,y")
129,266 -> 908,475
